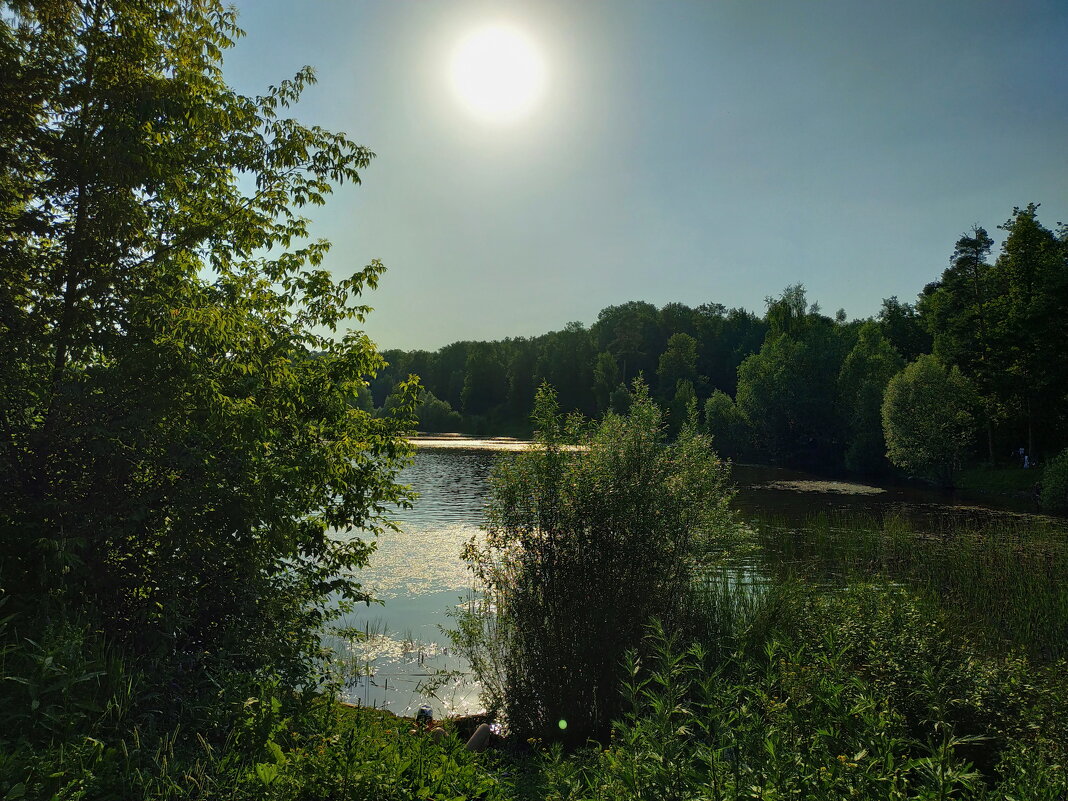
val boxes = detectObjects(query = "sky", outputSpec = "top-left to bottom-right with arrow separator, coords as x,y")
222,0 -> 1068,351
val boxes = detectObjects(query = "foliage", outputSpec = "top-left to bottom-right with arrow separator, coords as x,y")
0,653 -> 505,801
536,322 -> 597,416
656,333 -> 698,395
881,355 -> 977,485
734,285 -> 856,467
416,389 -> 463,432
541,584 -> 1068,801
666,378 -> 697,438
370,204 -> 1067,477
591,351 -> 621,414
753,512 -> 1068,662
702,389 -> 750,459
877,296 -> 931,363
591,301 -> 662,386
461,342 -> 510,415
454,380 -> 735,743
736,336 -> 841,466
837,322 -> 903,473
1040,448 -> 1068,513
991,204 -> 1068,456
0,0 -> 415,711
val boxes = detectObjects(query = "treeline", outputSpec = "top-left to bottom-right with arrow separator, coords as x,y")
374,203 -> 1068,478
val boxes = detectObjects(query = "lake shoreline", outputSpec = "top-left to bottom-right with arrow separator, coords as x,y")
408,434 -> 1052,517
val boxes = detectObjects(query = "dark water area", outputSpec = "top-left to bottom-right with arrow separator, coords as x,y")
732,463 -> 1055,531
332,442 -> 1063,717
394,449 -> 497,527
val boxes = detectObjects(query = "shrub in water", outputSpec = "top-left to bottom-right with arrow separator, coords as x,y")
454,380 -> 736,743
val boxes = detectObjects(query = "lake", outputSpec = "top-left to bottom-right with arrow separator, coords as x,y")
331,438 -> 1055,718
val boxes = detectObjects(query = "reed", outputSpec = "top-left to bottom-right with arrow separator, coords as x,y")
750,511 -> 1068,660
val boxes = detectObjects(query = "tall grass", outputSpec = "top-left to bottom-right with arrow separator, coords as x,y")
751,512 -> 1068,660
540,578 -> 1068,801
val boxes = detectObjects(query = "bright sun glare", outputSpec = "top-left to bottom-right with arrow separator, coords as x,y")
449,24 -> 546,124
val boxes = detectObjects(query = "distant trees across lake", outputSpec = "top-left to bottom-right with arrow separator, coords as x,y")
374,204 -> 1068,481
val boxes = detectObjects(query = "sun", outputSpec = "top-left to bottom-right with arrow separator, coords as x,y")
449,24 -> 546,124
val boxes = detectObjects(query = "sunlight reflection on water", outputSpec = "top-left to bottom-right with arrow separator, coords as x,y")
331,441 -> 1059,719
330,443 -> 505,718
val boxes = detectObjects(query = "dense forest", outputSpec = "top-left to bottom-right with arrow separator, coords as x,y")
375,205 -> 1068,480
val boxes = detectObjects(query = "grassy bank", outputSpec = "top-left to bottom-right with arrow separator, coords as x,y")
6,515 -> 1068,799
957,465 -> 1044,497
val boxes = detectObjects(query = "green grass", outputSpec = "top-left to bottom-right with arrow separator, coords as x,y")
752,512 -> 1068,661
957,464 -> 1043,495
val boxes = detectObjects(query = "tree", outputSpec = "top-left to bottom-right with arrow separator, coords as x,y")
658,301 -> 697,340
881,355 -> 977,486
0,0 -> 414,687
592,301 -> 661,385
1039,448 -> 1068,513
415,389 -> 462,432
536,322 -> 596,416
990,204 -> 1067,457
837,322 -> 903,473
736,296 -> 845,467
918,227 -> 1000,461
592,350 -> 621,414
505,338 -> 539,428
878,296 -> 931,363
703,389 -> 750,458
765,284 -> 812,339
667,378 -> 697,439
696,306 -> 766,396
657,332 -> 698,396
461,342 -> 509,416
456,382 -> 734,743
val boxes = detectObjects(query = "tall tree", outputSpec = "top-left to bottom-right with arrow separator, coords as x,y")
736,287 -> 846,466
657,332 -> 699,397
990,204 -> 1067,456
461,342 -> 509,416
592,350 -> 621,414
537,322 -> 595,416
592,301 -> 660,385
877,296 -> 931,363
0,0 -> 413,682
837,322 -> 903,473
918,227 -> 1000,461
736,334 -> 840,466
505,338 -> 539,427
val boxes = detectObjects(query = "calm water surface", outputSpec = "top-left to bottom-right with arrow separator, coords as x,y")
334,441 -> 1055,717
331,449 -> 497,717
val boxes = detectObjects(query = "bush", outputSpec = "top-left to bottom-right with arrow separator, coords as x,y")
882,354 -> 978,486
1040,448 -> 1068,513
454,380 -> 736,743
542,584 -> 1068,801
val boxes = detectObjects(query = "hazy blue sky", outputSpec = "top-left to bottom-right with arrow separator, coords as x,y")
223,0 -> 1068,351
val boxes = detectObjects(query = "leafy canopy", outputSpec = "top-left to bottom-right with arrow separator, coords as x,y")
0,0 -> 415,684
881,355 -> 976,486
